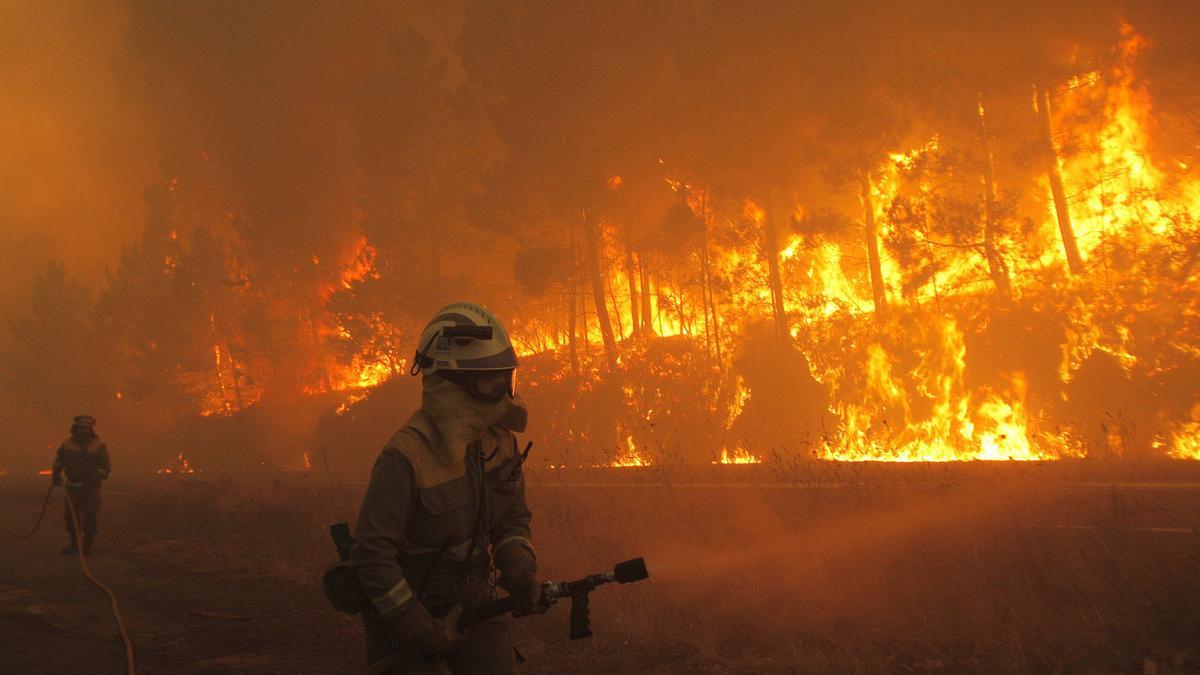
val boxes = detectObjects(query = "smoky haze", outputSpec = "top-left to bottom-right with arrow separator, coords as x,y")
1,1 -> 1199,473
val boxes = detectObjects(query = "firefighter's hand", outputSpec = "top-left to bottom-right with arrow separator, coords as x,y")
429,605 -> 464,661
392,601 -> 459,660
52,476 -> 63,487
508,578 -> 549,617
495,540 -> 542,615
498,561 -> 547,616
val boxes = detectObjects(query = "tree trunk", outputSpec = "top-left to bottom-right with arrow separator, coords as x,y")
580,286 -> 590,359
306,309 -> 335,393
225,344 -> 245,410
638,251 -> 655,337
698,193 -> 721,362
208,311 -> 241,410
677,285 -> 690,336
567,222 -> 579,376
625,242 -> 640,338
859,171 -> 888,314
607,279 -> 625,339
651,273 -> 665,335
566,289 -> 579,376
1036,83 -> 1085,275
582,210 -> 617,370
762,200 -> 789,344
211,344 -> 228,410
977,93 -> 1013,298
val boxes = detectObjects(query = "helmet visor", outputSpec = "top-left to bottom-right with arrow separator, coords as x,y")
444,369 -> 516,404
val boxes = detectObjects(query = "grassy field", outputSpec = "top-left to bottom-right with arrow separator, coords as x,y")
5,461 -> 1200,673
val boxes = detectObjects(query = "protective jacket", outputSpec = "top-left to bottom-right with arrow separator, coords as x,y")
351,376 -> 534,672
53,435 -> 111,487
54,434 -> 109,545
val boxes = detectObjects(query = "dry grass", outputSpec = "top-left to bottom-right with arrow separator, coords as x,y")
113,464 -> 1200,673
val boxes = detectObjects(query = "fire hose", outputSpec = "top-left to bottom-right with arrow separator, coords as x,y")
1,480 -> 135,675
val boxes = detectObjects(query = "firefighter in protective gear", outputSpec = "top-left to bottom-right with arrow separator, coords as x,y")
52,415 -> 111,556
351,302 -> 545,673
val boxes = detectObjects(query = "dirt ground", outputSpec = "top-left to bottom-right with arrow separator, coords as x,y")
3,462 -> 1200,674
0,483 -> 362,674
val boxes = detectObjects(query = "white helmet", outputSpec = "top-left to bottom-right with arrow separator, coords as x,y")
410,302 -> 518,377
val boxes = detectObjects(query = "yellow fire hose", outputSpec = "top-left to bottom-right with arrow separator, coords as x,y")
2,480 -> 136,675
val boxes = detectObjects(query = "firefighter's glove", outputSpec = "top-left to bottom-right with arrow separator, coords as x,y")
390,600 -> 460,660
52,476 -> 63,487
495,541 -> 547,617
508,576 -> 547,617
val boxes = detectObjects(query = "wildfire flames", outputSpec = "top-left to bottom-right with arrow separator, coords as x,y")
6,9 -> 1199,472
529,21 -> 1200,466
300,20 -> 1200,466
156,452 -> 197,475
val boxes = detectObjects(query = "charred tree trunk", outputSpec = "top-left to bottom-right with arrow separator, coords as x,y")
567,224 -> 580,376
208,312 -> 242,410
698,194 -> 721,362
699,238 -> 714,357
625,242 -> 640,338
977,93 -> 1013,298
566,289 -> 579,376
582,210 -> 617,370
306,311 -> 335,393
859,171 -> 888,314
762,201 -> 789,344
607,280 -> 625,338
212,343 -> 228,410
651,273 -> 665,335
1036,83 -> 1085,275
225,344 -> 245,410
638,252 -> 655,337
580,283 -> 590,359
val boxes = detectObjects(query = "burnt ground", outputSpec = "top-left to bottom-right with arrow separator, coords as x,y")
0,484 -> 362,674
3,463 -> 1200,674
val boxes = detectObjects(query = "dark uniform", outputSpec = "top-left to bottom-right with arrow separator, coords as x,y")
52,423 -> 110,554
351,410 -> 533,674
